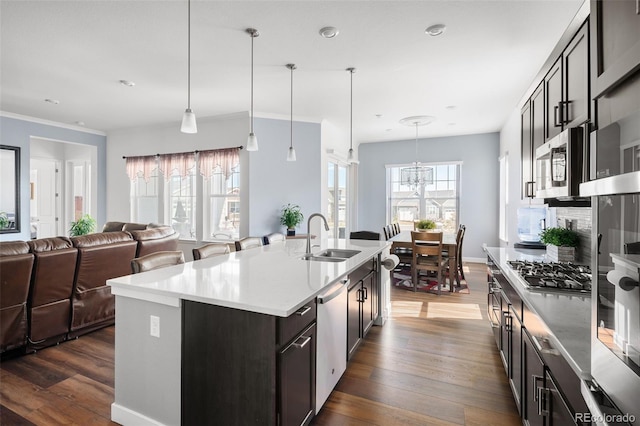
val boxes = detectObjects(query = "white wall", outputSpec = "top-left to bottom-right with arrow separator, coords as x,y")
106,113 -> 322,239
358,133 -> 500,261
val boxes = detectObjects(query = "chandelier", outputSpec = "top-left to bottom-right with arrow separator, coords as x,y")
399,116 -> 436,196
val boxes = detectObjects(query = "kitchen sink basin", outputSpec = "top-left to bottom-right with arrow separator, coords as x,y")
300,249 -> 361,262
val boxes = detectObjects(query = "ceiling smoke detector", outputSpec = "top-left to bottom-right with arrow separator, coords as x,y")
119,80 -> 135,87
44,98 -> 60,105
319,26 -> 339,38
425,24 -> 446,36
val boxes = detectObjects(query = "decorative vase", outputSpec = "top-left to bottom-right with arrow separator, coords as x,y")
287,228 -> 295,237
546,245 -> 575,262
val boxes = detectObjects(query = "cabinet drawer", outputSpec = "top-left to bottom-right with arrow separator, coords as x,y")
349,259 -> 375,285
278,299 -> 317,347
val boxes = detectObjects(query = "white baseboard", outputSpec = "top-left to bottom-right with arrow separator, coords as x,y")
111,403 -> 167,426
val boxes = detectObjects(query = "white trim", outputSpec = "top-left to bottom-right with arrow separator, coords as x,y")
254,110 -> 322,124
0,111 -> 106,136
109,286 -> 181,307
385,160 -> 464,169
111,403 -> 168,426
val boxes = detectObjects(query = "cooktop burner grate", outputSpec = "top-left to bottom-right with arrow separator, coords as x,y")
507,260 -> 592,293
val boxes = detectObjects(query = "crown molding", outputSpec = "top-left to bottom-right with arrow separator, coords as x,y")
0,111 -> 106,136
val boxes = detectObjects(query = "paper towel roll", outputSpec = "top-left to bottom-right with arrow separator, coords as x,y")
381,254 -> 400,270
607,269 -> 639,291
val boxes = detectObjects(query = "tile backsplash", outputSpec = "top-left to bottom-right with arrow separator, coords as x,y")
554,206 -> 592,265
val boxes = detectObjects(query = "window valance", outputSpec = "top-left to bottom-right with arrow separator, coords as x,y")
125,147 -> 240,182
198,148 -> 240,180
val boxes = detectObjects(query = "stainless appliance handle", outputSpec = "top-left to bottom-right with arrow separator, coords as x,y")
580,170 -> 640,197
318,279 -> 349,304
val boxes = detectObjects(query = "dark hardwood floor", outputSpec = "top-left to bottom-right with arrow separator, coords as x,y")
0,262 -> 519,425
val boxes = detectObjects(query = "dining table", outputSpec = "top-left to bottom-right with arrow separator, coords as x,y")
388,230 -> 459,288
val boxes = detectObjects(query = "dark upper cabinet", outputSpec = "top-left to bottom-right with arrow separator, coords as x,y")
564,22 -> 590,127
545,57 -> 564,141
522,83 -> 545,199
591,0 -> 640,98
521,100 -> 533,199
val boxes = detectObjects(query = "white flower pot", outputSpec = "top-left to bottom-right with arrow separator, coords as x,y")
546,245 -> 575,263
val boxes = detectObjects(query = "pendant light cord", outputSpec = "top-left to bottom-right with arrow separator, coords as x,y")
414,122 -> 419,166
250,31 -> 254,133
187,0 -> 191,109
348,68 -> 355,152
290,65 -> 294,149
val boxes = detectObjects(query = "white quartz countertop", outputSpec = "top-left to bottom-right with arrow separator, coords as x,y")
484,246 -> 591,379
108,238 -> 390,317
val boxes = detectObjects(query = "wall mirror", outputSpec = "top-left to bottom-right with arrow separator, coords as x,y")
0,145 -> 20,233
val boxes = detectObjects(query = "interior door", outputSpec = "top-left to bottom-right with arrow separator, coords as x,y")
30,158 -> 60,238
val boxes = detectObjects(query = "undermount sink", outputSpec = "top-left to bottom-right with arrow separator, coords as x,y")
300,249 -> 361,262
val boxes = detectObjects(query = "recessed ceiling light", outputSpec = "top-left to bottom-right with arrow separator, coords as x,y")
75,121 -> 85,126
425,24 -> 446,36
448,122 -> 456,126
386,129 -> 393,132
375,114 -> 382,118
319,26 -> 339,38
445,105 -> 457,110
44,98 -> 60,105
119,80 -> 135,87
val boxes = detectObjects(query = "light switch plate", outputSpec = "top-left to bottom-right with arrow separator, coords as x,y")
150,315 -> 160,338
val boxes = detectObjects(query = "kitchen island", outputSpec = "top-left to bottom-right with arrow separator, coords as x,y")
108,238 -> 390,426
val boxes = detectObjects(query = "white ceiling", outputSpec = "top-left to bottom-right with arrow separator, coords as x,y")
0,0 -> 584,144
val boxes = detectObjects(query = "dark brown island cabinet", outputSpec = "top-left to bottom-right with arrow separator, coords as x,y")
347,259 -> 377,360
181,258 -> 379,426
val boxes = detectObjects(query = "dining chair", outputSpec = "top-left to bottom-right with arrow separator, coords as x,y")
393,223 -> 400,235
192,243 -> 230,260
234,237 -> 263,251
411,231 -> 447,295
623,241 -> 640,254
382,226 -> 390,241
456,225 -> 466,281
131,251 -> 185,274
263,232 -> 286,245
350,231 -> 380,240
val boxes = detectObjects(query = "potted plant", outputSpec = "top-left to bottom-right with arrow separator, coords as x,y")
539,227 -> 579,262
0,212 -> 9,230
280,204 -> 304,236
69,214 -> 96,237
415,219 -> 436,231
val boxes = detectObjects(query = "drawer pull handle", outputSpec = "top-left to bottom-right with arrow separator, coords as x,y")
293,335 -> 311,349
296,306 -> 312,316
532,375 -> 544,402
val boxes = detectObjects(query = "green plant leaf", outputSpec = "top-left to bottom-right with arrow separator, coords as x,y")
539,227 -> 579,247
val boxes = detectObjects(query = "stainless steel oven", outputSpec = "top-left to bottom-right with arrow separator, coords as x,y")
580,108 -> 640,423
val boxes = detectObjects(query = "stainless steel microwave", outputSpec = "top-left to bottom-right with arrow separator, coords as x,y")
535,127 -> 585,199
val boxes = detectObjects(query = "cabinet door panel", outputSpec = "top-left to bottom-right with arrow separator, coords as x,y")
523,330 -> 545,426
564,22 -> 590,127
347,283 -> 361,360
509,306 -> 523,414
545,371 -> 577,426
278,323 -> 316,426
361,271 -> 375,336
521,100 -> 533,199
545,58 -> 564,141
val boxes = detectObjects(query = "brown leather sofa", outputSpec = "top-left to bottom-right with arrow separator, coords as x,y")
26,237 -> 78,351
0,223 -> 179,355
69,231 -> 138,338
0,242 -> 34,354
131,227 -> 180,257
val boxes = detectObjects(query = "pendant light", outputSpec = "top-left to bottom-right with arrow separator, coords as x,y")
286,64 -> 297,162
399,116 -> 436,196
180,0 -> 197,133
246,28 -> 260,151
346,67 -> 355,162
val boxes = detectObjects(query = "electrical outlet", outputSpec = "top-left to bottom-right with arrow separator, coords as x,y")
150,315 -> 160,338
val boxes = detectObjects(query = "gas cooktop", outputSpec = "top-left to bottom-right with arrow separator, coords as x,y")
507,260 -> 592,293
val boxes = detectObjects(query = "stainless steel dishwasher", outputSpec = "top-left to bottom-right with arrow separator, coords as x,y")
316,278 -> 348,413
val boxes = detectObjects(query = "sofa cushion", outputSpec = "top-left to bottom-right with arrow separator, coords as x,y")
122,222 -> 148,232
102,221 -> 126,232
28,236 -> 73,252
71,231 -> 134,248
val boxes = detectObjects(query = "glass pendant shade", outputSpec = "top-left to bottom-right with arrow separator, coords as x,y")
246,133 -> 258,151
287,146 -> 297,162
347,148 -> 355,162
181,108 -> 197,133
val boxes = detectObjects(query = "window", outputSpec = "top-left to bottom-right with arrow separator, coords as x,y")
127,148 -> 240,242
327,161 -> 348,238
202,166 -> 240,240
387,162 -> 460,233
499,154 -> 508,242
